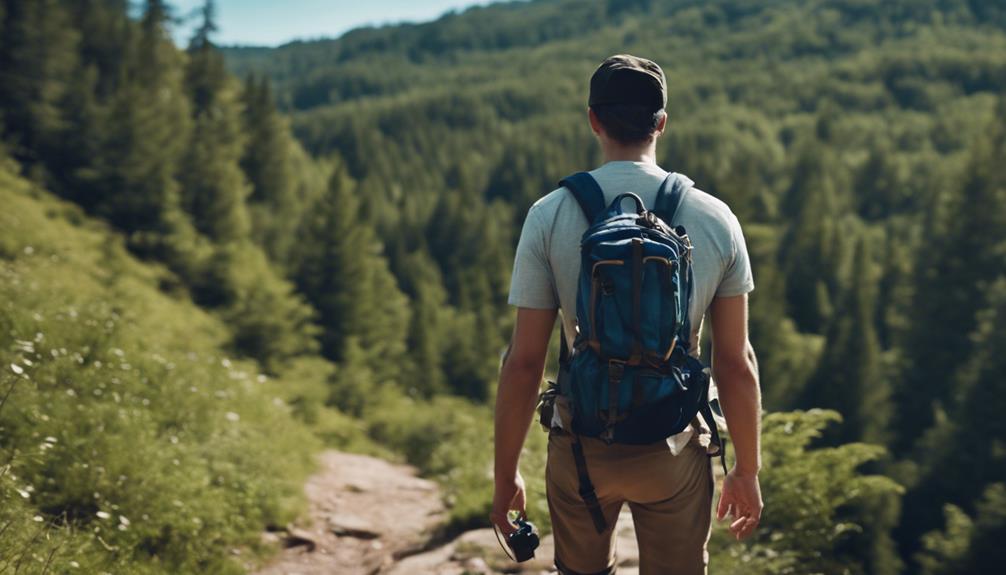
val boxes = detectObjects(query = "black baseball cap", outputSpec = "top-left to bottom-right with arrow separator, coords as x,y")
588,54 -> 667,109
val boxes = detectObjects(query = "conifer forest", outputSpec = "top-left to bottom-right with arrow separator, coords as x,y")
0,0 -> 1004,573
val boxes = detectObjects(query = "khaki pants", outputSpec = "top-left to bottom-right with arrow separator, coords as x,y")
546,429 -> 713,575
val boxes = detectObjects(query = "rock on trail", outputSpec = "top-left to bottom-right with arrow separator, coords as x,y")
252,451 -> 444,575
252,450 -> 643,575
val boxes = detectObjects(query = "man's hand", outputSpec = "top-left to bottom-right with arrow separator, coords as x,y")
717,468 -> 763,540
490,470 -> 527,536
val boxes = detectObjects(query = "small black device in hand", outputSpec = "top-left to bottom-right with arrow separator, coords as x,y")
507,517 -> 540,562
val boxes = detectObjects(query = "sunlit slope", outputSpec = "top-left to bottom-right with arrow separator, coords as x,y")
0,158 -> 317,574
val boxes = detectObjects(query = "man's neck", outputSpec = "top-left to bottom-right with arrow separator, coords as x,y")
601,140 -> 658,164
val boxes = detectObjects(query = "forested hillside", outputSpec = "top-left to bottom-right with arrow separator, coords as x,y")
0,0 -> 1003,573
226,0 -> 1006,572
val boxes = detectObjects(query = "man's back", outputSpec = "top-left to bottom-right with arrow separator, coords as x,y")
509,160 -> 754,357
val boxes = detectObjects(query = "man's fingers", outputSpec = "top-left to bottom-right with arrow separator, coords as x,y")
490,512 -> 517,536
512,488 -> 526,514
729,517 -> 749,539
737,517 -> 759,540
727,514 -> 760,540
716,493 -> 731,520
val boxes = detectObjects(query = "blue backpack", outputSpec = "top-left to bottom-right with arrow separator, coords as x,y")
555,171 -> 725,531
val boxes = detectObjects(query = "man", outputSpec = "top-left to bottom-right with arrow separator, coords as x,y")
492,54 -> 763,575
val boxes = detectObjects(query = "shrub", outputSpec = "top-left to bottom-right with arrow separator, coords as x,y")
0,168 -> 318,573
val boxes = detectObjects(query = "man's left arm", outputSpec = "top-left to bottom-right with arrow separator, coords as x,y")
491,306 -> 557,535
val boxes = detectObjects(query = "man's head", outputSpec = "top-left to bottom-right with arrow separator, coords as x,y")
588,54 -> 667,146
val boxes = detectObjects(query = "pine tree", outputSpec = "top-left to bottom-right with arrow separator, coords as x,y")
0,0 -> 80,166
800,234 -> 891,446
897,115 -> 1006,559
99,0 -> 196,258
917,484 -> 1006,575
893,118 -> 1006,452
744,224 -> 823,410
64,0 -> 131,100
294,167 -> 410,382
856,142 -> 909,221
179,0 -> 250,244
778,141 -> 847,334
397,249 -> 449,397
53,64 -> 104,207
241,74 -> 300,262
901,279 -> 1006,567
210,242 -> 320,372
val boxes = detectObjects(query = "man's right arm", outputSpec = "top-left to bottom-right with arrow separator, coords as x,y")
709,293 -> 763,540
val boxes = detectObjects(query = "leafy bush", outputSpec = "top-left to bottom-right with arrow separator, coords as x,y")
710,410 -> 903,575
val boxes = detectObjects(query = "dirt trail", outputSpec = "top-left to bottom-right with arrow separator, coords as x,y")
252,450 -> 642,575
251,451 -> 444,575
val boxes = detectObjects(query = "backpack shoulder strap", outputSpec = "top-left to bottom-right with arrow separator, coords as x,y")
653,172 -> 692,225
559,172 -> 606,223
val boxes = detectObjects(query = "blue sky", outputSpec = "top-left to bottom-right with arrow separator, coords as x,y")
171,0 -> 495,46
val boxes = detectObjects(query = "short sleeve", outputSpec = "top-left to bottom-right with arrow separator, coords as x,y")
508,205 -> 559,309
716,212 -> 755,297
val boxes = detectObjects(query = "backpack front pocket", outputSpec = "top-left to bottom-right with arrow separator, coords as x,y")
588,259 -> 629,358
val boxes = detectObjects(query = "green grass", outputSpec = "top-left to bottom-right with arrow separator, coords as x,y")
0,158 -> 320,573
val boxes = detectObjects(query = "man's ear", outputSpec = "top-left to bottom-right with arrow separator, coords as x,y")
588,107 -> 604,137
654,110 -> 668,136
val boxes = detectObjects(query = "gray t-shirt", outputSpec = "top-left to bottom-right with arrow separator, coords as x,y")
508,160 -> 754,452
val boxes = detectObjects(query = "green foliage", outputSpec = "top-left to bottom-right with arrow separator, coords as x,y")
0,465 -> 104,574
916,484 -> 1006,575
899,276 -> 1006,564
0,0 -> 79,162
0,162 -> 322,572
180,4 -> 250,244
98,0 -> 192,242
293,168 -> 410,380
711,410 -> 903,575
744,224 -> 824,410
894,119 -> 1006,452
801,234 -> 892,445
210,243 -> 320,373
240,75 -> 306,264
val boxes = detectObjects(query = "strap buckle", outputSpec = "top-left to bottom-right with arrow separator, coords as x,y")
607,359 -> 625,382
